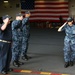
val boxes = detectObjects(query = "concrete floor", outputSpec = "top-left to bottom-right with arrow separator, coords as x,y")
10,28 -> 75,75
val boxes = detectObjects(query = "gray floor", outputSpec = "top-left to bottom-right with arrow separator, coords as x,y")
10,28 -> 75,75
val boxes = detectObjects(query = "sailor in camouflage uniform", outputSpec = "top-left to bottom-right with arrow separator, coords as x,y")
58,17 -> 75,68
12,13 -> 24,67
21,11 -> 31,60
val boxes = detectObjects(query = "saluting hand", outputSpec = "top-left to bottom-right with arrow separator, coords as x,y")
4,18 -> 9,24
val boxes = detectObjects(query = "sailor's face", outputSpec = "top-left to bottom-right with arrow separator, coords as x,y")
68,21 -> 73,26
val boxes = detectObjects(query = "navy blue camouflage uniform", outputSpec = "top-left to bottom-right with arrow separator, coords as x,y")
21,17 -> 30,56
61,24 -> 75,62
12,20 -> 22,62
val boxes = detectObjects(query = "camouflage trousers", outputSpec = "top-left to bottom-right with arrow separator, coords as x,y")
21,36 -> 28,56
64,41 -> 75,62
12,37 -> 22,61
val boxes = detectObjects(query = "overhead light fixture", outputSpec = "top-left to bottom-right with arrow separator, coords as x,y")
4,1 -> 8,3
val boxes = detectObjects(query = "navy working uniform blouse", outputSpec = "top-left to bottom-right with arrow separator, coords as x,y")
61,24 -> 75,45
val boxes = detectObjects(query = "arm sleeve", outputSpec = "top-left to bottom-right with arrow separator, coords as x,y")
12,20 -> 22,29
0,23 -> 6,31
22,17 -> 29,27
0,24 -> 2,32
61,24 -> 67,31
0,24 -> 2,30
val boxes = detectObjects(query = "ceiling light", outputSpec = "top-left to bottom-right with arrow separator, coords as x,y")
4,1 -> 8,3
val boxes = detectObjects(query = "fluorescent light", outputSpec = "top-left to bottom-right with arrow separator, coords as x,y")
4,1 -> 8,3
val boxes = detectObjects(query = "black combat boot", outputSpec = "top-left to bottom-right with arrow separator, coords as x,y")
69,61 -> 74,66
18,61 -> 24,65
22,55 -> 31,61
6,68 -> 13,73
13,61 -> 20,67
64,62 -> 70,68
22,55 -> 28,60
1,71 -> 8,74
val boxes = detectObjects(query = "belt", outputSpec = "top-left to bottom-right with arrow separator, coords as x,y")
0,40 -> 11,43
